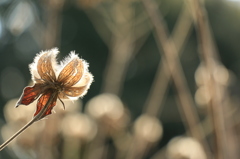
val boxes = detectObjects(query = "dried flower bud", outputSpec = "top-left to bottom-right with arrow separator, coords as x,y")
195,62 -> 229,86
86,93 -> 128,131
86,93 -> 124,120
195,86 -> 211,108
195,63 -> 230,109
61,113 -> 97,142
213,65 -> 229,85
133,114 -> 163,143
166,136 -> 207,159
16,48 -> 93,119
195,63 -> 211,87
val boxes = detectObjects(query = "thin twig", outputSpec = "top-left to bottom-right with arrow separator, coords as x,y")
185,0 -> 231,158
100,2 -> 136,95
0,92 -> 58,151
42,0 -> 64,49
0,117 -> 35,151
143,5 -> 193,116
141,0 -> 212,158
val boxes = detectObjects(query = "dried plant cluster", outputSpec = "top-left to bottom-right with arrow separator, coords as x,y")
1,0 -> 240,159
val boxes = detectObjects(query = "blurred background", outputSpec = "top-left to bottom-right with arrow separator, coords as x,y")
0,0 -> 240,158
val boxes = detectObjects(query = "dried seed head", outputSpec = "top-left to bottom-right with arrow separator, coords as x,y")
17,48 -> 93,119
195,86 -> 212,108
166,136 -> 207,159
86,93 -> 129,132
61,113 -> 97,141
133,114 -> 163,143
195,62 -> 230,87
86,93 -> 125,121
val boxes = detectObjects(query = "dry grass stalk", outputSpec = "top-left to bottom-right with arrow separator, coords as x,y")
141,0 -> 211,158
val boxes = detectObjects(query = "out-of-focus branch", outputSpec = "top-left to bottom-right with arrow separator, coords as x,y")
42,0 -> 64,49
83,1 -> 153,96
185,0 -> 233,159
141,0 -> 211,158
94,1 -> 151,95
102,33 -> 135,95
87,2 -> 135,95
143,5 -> 193,116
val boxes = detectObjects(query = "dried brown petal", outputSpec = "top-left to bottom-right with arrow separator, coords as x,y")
34,92 -> 57,118
58,58 -> 84,87
63,72 -> 93,98
16,84 -> 42,107
63,86 -> 87,97
37,52 -> 56,82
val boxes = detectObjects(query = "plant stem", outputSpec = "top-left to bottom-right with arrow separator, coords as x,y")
0,117 -> 36,151
143,6 -> 192,116
141,0 -> 212,158
185,0 -> 228,158
0,92 -> 58,151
